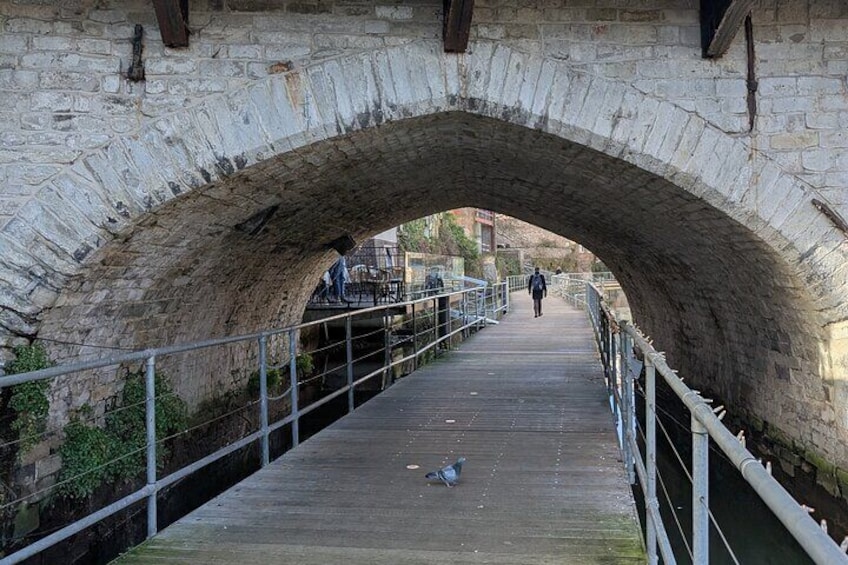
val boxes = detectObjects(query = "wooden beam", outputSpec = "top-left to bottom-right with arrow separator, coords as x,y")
152,0 -> 189,48
443,0 -> 474,53
700,0 -> 756,58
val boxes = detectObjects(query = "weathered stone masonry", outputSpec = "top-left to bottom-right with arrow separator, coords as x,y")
1,0 -> 848,507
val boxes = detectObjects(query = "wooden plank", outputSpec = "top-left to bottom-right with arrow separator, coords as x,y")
700,0 -> 756,58
443,0 -> 474,53
152,0 -> 189,48
117,293 -> 644,564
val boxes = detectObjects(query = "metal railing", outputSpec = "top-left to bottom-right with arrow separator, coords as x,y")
508,271 -> 615,292
552,281 -> 847,565
0,283 -> 508,564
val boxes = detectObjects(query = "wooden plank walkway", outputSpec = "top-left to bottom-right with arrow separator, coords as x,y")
116,293 -> 645,564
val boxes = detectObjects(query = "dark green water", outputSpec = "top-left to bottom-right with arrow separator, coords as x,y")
630,393 -> 815,565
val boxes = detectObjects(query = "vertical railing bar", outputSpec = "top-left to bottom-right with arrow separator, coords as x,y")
144,355 -> 157,539
610,323 -> 619,426
692,414 -> 710,565
621,327 -> 635,484
258,335 -> 269,467
433,297 -> 439,355
383,310 -> 391,387
646,355 -> 658,565
346,315 -> 354,413
289,328 -> 299,448
474,288 -> 486,332
461,292 -> 471,339
411,304 -> 418,370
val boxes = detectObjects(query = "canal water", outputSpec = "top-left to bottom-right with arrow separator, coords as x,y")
629,377 -> 815,565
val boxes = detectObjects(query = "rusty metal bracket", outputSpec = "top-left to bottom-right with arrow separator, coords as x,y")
127,24 -> 145,82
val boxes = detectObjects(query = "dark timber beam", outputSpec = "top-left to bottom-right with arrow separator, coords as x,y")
700,0 -> 756,58
443,0 -> 474,53
152,0 -> 189,48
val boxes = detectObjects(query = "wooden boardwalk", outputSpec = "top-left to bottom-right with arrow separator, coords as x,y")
116,293 -> 645,564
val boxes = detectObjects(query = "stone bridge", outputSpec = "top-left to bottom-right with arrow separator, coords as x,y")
1,0 -> 848,498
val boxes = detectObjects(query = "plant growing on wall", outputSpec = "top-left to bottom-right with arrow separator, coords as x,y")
441,214 -> 482,278
398,218 -> 429,253
105,370 -> 188,479
57,369 -> 187,500
5,343 -> 53,455
295,353 -> 314,376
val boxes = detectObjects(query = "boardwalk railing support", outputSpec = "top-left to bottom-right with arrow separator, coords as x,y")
645,355 -> 659,565
692,415 -> 710,565
620,325 -> 635,485
289,328 -> 300,447
346,316 -> 355,412
412,305 -> 419,370
258,335 -> 270,466
610,322 -> 619,428
145,355 -> 158,539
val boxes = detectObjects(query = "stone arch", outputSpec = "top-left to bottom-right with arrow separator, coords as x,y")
3,41 -> 847,469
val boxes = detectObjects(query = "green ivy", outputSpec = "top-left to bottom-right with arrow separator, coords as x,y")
58,420 -> 118,500
58,370 -> 187,500
5,343 -> 53,455
105,371 -> 187,479
397,219 -> 428,253
399,214 -> 484,277
442,215 -> 482,278
295,353 -> 314,376
247,368 -> 283,397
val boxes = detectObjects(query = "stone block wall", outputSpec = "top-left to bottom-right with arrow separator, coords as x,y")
1,0 -> 848,524
1,0 -> 847,229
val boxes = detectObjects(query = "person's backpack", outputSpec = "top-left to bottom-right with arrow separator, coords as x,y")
531,274 -> 544,292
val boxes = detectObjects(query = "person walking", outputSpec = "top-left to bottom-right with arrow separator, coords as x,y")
528,267 -> 547,318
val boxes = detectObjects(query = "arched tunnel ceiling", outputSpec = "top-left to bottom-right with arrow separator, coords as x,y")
42,111 -> 822,431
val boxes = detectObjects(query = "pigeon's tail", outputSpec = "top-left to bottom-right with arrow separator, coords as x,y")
424,471 -> 439,480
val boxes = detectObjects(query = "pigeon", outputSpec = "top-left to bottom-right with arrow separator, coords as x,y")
425,457 -> 466,487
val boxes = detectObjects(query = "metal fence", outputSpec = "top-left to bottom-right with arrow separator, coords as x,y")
0,283 -> 508,564
553,281 -> 847,565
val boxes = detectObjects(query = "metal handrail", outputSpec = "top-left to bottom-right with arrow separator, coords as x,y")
549,281 -> 848,565
0,282 -> 509,564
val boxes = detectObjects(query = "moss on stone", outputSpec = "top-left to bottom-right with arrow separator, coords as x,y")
749,414 -> 764,433
765,424 -> 793,450
836,467 -> 848,493
804,448 -> 836,476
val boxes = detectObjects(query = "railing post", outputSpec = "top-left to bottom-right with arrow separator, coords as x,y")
476,290 -> 482,330
433,297 -> 439,355
487,286 -> 493,321
610,322 -> 618,425
460,291 -> 467,338
601,315 -> 610,390
144,355 -> 157,539
645,355 -> 658,565
692,414 -> 710,565
346,315 -> 354,412
620,325 -> 635,484
411,304 -> 418,370
289,329 -> 299,448
383,311 -> 392,388
258,335 -> 270,466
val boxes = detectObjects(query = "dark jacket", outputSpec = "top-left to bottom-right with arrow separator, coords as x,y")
528,273 -> 547,299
